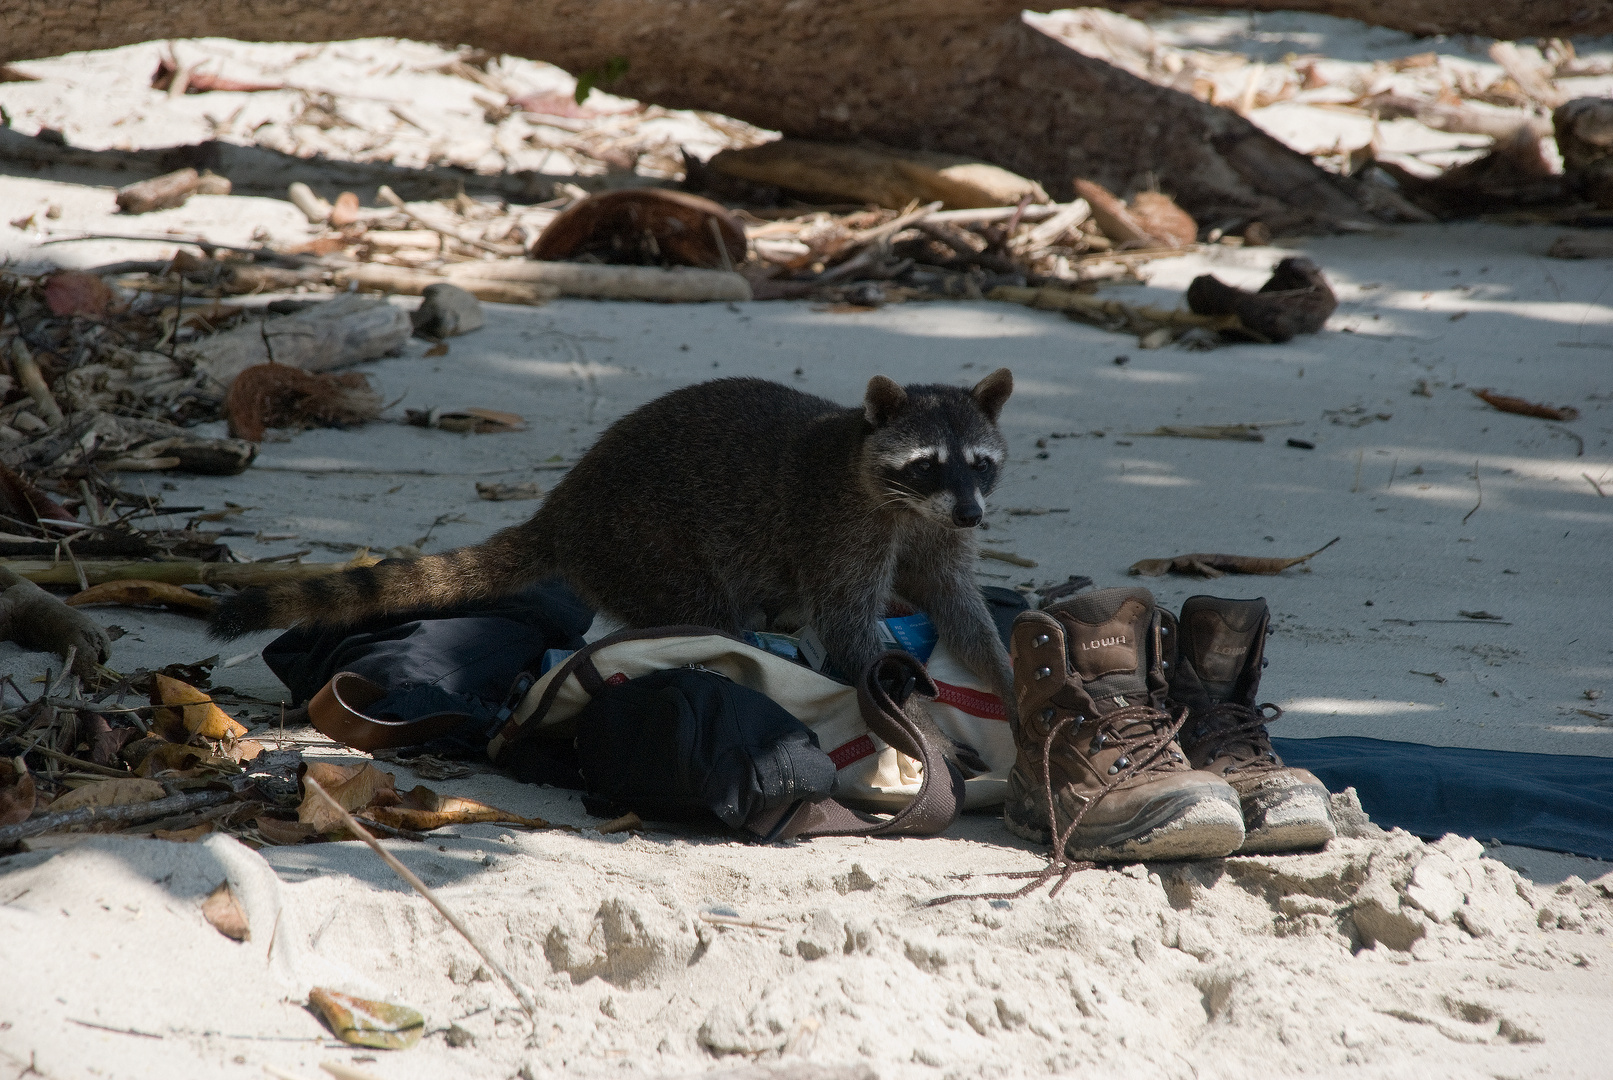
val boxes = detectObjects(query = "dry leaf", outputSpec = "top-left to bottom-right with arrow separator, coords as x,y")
254,816 -> 321,845
475,481 -> 542,502
48,777 -> 165,812
423,342 -> 449,358
226,739 -> 266,764
201,881 -> 250,941
43,270 -> 112,317
307,988 -> 424,1050
154,821 -> 216,842
1127,424 -> 1267,442
979,549 -> 1037,568
1129,537 -> 1339,578
405,407 -> 526,434
1473,389 -> 1580,422
135,742 -> 239,778
297,762 -> 398,833
152,673 -> 248,740
597,811 -> 642,835
1,758 -> 38,827
67,579 -> 216,614
365,787 -> 552,832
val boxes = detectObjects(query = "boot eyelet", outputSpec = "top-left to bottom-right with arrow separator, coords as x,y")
1114,756 -> 1130,769
1107,765 -> 1120,775
1035,666 -> 1051,679
1032,633 -> 1050,647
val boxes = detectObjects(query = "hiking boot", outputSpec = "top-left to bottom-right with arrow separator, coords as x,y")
1167,595 -> 1336,855
1003,587 -> 1245,862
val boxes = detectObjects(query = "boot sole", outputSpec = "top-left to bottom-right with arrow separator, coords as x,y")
1236,782 -> 1337,855
1004,785 -> 1245,862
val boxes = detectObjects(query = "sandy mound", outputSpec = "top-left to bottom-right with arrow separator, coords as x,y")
3,788 -> 1610,1079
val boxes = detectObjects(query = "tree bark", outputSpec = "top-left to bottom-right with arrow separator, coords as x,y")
6,2 -> 1593,229
1093,2 -> 1613,41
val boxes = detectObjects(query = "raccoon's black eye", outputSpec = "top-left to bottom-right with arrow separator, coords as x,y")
909,459 -> 936,473
971,460 -> 992,473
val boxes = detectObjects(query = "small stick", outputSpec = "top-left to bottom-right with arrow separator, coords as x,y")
375,186 -> 520,256
1551,424 -> 1585,457
1351,449 -> 1364,493
1462,461 -> 1482,525
1583,472 -> 1607,498
707,217 -> 735,274
1386,456 -> 1398,491
0,789 -> 229,847
698,911 -> 786,932
9,338 -> 64,425
302,777 -> 538,1019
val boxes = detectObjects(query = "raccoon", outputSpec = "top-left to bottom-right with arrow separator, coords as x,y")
213,370 -> 1017,751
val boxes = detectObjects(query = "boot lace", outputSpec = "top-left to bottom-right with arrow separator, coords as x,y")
1189,702 -> 1284,773
927,704 -> 1187,906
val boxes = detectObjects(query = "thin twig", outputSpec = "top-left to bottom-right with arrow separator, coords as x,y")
0,789 -> 229,847
1462,461 -> 1483,524
302,777 -> 538,1019
1585,472 -> 1608,498
374,186 -> 521,256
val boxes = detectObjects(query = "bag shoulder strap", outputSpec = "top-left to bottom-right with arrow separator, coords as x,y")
306,672 -> 479,752
752,651 -> 962,841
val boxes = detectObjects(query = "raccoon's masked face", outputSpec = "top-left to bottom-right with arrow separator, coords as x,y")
864,370 -> 1012,529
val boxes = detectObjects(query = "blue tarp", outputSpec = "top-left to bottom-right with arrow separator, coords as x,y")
1273,736 -> 1613,861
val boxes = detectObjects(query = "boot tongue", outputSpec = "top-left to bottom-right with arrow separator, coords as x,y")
1182,602 -> 1264,704
1054,589 -> 1155,716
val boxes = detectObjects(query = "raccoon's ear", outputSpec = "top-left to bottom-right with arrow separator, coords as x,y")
864,375 -> 908,427
970,368 -> 1013,422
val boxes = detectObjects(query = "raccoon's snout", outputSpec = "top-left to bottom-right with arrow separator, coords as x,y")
951,500 -> 982,528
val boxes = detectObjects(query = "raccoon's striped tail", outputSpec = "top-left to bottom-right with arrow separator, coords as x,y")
209,524 -> 552,640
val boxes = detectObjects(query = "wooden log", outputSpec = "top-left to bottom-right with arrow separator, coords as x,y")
707,139 -> 1048,210
335,264 -> 558,305
185,294 -> 413,390
446,261 -> 753,302
115,167 -> 200,214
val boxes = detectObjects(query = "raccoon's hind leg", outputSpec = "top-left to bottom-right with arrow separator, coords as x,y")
210,520 -> 553,638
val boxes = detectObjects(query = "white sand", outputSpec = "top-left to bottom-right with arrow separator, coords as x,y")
4,21 -> 1613,1079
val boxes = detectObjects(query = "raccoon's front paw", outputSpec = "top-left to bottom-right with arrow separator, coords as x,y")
943,739 -> 990,779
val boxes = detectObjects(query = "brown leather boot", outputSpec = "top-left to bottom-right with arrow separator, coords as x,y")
1004,587 -> 1245,861
1168,595 -> 1336,854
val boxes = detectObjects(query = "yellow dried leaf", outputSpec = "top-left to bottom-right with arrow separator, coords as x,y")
48,777 -> 165,812
297,762 -> 397,833
151,673 -> 248,740
307,987 -> 424,1050
134,742 -> 238,779
365,796 -> 552,832
201,880 -> 249,941
154,822 -> 216,843
67,580 -> 216,614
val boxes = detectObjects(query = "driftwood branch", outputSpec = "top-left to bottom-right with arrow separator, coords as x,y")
0,789 -> 230,848
4,554 -> 380,588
